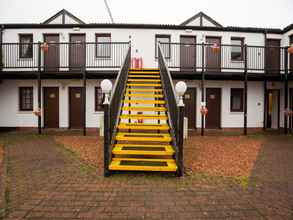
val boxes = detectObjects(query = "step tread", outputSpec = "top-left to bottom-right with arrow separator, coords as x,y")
128,75 -> 160,78
112,144 -> 174,155
120,114 -> 167,120
118,123 -> 169,130
125,93 -> 164,98
127,83 -> 162,87
109,160 -> 177,172
115,132 -> 172,142
122,106 -> 167,111
123,100 -> 165,104
128,79 -> 161,82
126,88 -> 163,92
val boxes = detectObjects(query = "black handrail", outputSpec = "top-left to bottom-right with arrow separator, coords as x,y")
104,42 -> 131,176
158,43 -> 184,176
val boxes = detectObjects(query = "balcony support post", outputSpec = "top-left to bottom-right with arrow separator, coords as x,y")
37,42 -> 42,135
284,47 -> 289,134
83,43 -> 87,136
201,43 -> 205,136
0,26 -> 3,71
244,44 -> 248,135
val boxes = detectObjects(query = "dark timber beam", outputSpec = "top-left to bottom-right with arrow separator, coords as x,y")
284,47 -> 289,134
37,42 -> 42,134
244,44 -> 248,135
201,43 -> 205,136
0,25 -> 3,71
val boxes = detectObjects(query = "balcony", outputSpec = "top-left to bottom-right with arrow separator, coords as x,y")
159,42 -> 292,80
0,42 -> 130,78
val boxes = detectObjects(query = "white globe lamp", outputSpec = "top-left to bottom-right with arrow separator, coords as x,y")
175,81 -> 187,107
100,79 -> 113,104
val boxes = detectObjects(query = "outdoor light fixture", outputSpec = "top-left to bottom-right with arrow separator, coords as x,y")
101,79 -> 113,104
72,27 -> 80,31
175,81 -> 187,107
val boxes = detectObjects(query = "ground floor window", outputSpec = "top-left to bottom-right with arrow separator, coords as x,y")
230,88 -> 244,112
95,87 -> 104,111
19,87 -> 33,111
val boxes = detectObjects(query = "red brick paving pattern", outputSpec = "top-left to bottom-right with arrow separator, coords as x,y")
1,132 -> 293,219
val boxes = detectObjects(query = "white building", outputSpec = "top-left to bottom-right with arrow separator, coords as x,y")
0,9 -> 292,133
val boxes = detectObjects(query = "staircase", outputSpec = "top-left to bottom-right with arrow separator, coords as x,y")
108,68 -> 178,172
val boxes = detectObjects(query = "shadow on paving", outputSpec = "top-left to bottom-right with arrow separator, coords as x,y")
246,135 -> 293,219
0,132 -> 292,219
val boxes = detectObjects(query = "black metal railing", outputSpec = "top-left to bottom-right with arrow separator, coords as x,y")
103,44 -> 131,176
160,42 -> 291,74
158,44 -> 184,176
1,42 -> 129,71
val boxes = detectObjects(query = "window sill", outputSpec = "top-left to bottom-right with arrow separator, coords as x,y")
95,57 -> 112,60
17,111 -> 33,114
231,60 -> 244,63
230,111 -> 244,114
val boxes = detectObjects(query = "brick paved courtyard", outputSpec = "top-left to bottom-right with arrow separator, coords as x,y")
0,132 -> 293,219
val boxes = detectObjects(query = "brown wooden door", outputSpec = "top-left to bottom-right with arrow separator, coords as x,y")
266,39 -> 280,74
266,89 -> 280,129
206,37 -> 221,71
184,88 -> 196,129
69,87 -> 84,128
206,88 -> 221,129
289,35 -> 293,73
69,34 -> 86,71
44,87 -> 59,128
180,36 -> 196,71
44,34 -> 59,72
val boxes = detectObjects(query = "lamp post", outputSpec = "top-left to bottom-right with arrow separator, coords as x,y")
175,81 -> 187,177
101,79 -> 113,177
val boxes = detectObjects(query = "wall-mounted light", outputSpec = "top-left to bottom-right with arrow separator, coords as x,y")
73,27 -> 80,31
185,29 -> 193,33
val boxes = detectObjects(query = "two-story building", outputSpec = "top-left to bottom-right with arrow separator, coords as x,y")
0,9 -> 292,134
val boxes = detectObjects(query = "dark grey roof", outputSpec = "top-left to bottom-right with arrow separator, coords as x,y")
180,11 -> 222,27
42,9 -> 85,24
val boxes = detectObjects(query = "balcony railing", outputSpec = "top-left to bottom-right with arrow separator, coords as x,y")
159,42 -> 292,74
0,42 -> 130,71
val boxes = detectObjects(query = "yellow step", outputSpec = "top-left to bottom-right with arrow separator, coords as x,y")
127,83 -> 162,87
112,144 -> 174,155
128,79 -> 161,82
115,132 -> 172,142
126,88 -> 163,93
112,157 -> 175,162
122,106 -> 167,111
128,75 -> 160,78
120,114 -> 167,120
129,71 -> 160,75
123,100 -> 165,104
109,160 -> 177,172
130,68 -> 159,71
118,123 -> 170,130
125,93 -> 164,98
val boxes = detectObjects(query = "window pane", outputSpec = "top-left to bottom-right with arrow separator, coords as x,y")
231,89 -> 243,112
231,39 -> 243,61
20,87 -> 33,111
95,87 -> 104,111
19,35 -> 33,58
96,35 -> 111,58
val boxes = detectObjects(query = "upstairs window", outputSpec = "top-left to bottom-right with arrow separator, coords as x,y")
95,87 -> 104,111
19,87 -> 33,111
230,88 -> 244,112
231,37 -> 244,61
96,33 -> 111,58
19,34 -> 33,58
155,34 -> 171,59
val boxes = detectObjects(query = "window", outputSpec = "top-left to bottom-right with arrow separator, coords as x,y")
19,87 -> 33,111
155,34 -> 171,58
230,88 -> 244,112
96,34 -> 111,58
95,87 -> 104,111
19,34 -> 33,58
231,37 -> 244,61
